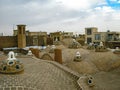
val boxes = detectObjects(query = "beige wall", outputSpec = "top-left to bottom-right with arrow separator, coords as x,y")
106,32 -> 120,41
93,32 -> 106,42
85,27 -> 120,47
85,27 -> 98,43
50,32 -> 63,41
63,32 -> 73,38
28,32 -> 47,36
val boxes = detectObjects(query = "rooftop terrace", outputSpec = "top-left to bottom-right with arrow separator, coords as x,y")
0,55 -> 81,90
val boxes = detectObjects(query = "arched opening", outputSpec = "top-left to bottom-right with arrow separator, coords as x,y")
16,65 -> 20,69
3,66 -> 7,71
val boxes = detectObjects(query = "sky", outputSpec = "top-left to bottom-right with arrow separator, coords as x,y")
0,0 -> 120,35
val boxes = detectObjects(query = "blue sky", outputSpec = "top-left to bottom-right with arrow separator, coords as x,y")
106,0 -> 120,9
0,0 -> 120,35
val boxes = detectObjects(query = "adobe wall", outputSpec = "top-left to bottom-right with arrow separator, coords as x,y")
47,37 -> 53,45
0,36 -> 53,50
0,36 -> 17,50
38,36 -> 45,46
26,36 -> 33,46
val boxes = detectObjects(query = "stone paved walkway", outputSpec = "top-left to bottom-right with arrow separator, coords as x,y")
0,56 -> 81,90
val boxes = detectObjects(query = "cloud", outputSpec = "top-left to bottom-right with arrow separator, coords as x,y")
118,0 -> 120,3
56,0 -> 106,10
0,0 -> 120,35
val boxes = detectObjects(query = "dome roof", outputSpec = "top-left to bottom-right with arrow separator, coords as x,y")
0,56 -> 81,90
0,51 -> 24,74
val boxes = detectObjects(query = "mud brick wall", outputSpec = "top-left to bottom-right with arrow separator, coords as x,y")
38,36 -> 44,46
47,37 -> 53,45
26,36 -> 47,46
0,36 -> 51,51
54,49 -> 62,64
26,36 -> 33,46
29,48 -> 40,58
0,36 -> 17,50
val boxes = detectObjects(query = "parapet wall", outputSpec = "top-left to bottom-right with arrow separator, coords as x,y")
0,36 -> 54,50
0,36 -> 17,50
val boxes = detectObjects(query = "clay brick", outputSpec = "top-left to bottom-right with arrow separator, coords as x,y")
30,48 -> 40,58
54,49 -> 62,64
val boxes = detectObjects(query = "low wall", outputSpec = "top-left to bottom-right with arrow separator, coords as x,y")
0,36 -> 17,50
3,48 -> 28,55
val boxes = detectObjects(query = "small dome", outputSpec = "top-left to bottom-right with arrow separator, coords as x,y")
74,51 -> 82,62
76,51 -> 81,57
100,42 -> 103,47
0,51 -> 24,74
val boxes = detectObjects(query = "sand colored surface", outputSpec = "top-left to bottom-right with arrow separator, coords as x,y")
63,49 -> 120,74
1,46 -> 120,90
1,38 -> 120,90
45,40 -> 120,74
40,43 -> 120,74
0,56 -> 81,90
40,41 -> 120,90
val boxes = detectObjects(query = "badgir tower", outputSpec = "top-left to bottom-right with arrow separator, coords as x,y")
0,24 -> 50,50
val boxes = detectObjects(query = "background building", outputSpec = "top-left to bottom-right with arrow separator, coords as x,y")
62,32 -> 73,38
106,31 -> 120,48
85,27 -> 120,48
85,27 -> 98,44
50,31 -> 63,42
0,25 -> 48,50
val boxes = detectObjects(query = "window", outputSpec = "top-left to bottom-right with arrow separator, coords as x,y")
107,34 -> 112,40
87,38 -> 92,44
87,29 -> 92,35
57,37 -> 60,41
33,36 -> 38,45
54,37 -> 56,41
95,34 -> 101,40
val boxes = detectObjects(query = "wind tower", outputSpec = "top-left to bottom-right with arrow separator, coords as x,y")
17,24 -> 26,48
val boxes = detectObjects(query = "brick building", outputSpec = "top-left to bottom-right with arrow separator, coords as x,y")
0,24 -> 48,50
85,27 -> 120,48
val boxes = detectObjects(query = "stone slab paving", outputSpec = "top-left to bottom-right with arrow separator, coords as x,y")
0,56 -> 81,90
